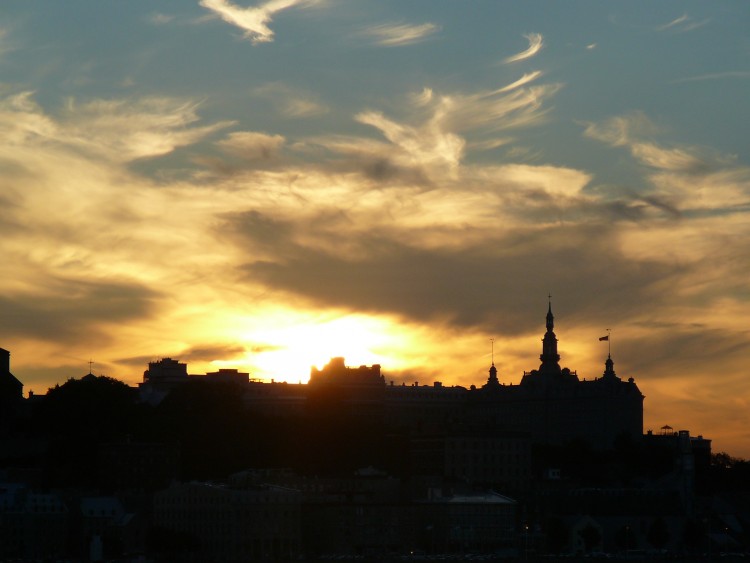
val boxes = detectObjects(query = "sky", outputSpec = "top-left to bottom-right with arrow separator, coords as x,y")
1,1 -> 749,456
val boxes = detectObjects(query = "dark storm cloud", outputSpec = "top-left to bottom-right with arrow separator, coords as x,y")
0,278 -> 160,344
236,221 -> 680,336
383,366 -> 462,388
17,364 -> 95,393
221,209 -> 295,251
179,344 -> 248,363
499,187 -> 680,224
117,343 -> 248,369
619,325 -> 750,381
360,156 -> 431,185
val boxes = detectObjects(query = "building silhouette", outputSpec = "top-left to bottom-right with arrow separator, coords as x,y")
299,303 -> 644,451
470,302 -> 644,449
0,348 -> 23,406
129,303 -> 646,462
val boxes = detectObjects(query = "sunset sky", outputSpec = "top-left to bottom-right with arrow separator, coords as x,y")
1,2 -> 749,456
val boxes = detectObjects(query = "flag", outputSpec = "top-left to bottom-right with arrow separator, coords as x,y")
599,335 -> 609,341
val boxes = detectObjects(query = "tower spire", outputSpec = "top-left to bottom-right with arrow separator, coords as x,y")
600,329 -> 618,379
539,296 -> 561,374
486,337 -> 499,387
546,294 -> 554,332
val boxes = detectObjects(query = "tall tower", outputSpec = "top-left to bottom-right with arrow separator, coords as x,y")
486,362 -> 500,388
485,338 -> 500,388
539,300 -> 561,374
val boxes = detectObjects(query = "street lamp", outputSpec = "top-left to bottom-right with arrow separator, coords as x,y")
524,523 -> 530,561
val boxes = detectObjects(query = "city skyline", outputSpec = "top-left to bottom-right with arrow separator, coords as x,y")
1,1 -> 749,457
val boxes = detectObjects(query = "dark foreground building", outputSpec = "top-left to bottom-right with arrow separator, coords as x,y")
470,302 -> 644,449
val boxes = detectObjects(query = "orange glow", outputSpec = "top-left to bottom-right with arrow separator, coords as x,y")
238,313 -> 408,383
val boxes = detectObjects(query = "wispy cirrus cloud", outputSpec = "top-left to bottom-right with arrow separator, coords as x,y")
655,13 -> 710,33
217,131 -> 286,160
584,112 -> 750,211
199,0 -> 319,44
146,12 -> 175,26
60,97 -> 235,162
0,26 -> 14,59
582,112 -> 731,174
497,71 -> 543,93
582,111 -> 658,147
503,33 -> 544,63
359,21 -> 440,47
0,92 -> 234,163
672,71 -> 750,84
253,82 -> 329,118
309,75 -> 560,184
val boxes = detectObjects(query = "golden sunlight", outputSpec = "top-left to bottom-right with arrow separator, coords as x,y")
240,313 -> 409,383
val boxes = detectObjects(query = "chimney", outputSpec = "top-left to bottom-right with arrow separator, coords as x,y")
0,348 -> 9,374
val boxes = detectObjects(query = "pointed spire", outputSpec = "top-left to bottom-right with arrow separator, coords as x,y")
539,296 -> 561,374
486,338 -> 500,387
546,294 -> 554,332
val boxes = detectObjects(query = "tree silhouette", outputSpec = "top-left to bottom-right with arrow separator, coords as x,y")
578,523 -> 601,553
615,524 -> 637,552
33,374 -> 141,487
647,517 -> 670,550
545,517 -> 570,554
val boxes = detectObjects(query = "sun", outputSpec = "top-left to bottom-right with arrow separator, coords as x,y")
238,312 -> 408,383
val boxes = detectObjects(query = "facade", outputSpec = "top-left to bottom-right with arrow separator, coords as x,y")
427,491 -> 517,553
153,481 -> 302,562
138,357 -> 190,404
385,381 -> 467,432
243,380 -> 307,417
0,484 -> 68,561
444,430 -> 532,494
248,470 -> 516,557
97,439 -> 179,492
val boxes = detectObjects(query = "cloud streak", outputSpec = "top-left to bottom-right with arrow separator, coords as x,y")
584,112 -> 750,212
497,71 -> 543,93
199,0 -> 318,44
253,83 -> 329,117
503,33 -> 544,63
308,75 -> 560,185
359,21 -> 440,47
655,13 -> 710,33
0,92 -> 233,163
672,71 -> 750,84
